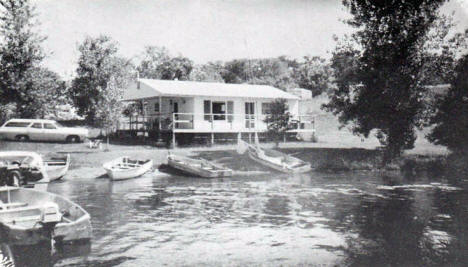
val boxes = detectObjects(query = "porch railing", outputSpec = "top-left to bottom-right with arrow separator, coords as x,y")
172,113 -> 316,131
118,113 -> 316,132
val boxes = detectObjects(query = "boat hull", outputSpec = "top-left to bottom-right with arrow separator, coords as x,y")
45,154 -> 70,181
54,214 -> 92,244
167,155 -> 232,178
248,151 -> 311,173
0,223 -> 53,246
240,140 -> 312,174
103,157 -> 153,181
0,187 -> 92,246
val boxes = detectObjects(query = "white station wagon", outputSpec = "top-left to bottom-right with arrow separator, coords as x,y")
0,119 -> 89,143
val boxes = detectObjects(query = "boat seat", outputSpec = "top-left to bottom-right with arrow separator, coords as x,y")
46,161 -> 65,165
4,214 -> 41,223
0,202 -> 28,209
61,216 -> 72,223
201,166 -> 215,170
115,163 -> 138,169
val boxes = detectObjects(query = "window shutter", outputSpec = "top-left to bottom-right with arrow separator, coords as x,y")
227,101 -> 234,122
204,100 -> 211,121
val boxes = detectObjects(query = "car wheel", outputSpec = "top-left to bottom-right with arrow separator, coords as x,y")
66,135 -> 80,143
7,170 -> 23,186
15,135 -> 29,142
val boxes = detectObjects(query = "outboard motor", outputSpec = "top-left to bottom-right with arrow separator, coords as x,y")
40,202 -> 62,224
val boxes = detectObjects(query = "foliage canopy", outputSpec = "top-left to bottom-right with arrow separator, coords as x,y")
324,0 -> 455,163
137,46 -> 193,81
0,0 -> 53,118
264,98 -> 292,146
70,35 -> 134,127
428,54 -> 468,153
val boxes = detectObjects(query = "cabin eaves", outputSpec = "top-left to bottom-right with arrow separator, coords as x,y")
122,79 -> 300,100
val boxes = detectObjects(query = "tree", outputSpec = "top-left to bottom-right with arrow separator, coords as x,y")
137,46 -> 193,80
247,58 -> 297,90
70,35 -> 134,127
0,0 -> 45,117
264,99 -> 292,147
427,54 -> 468,153
189,62 -> 224,82
324,0 -> 453,163
21,67 -> 68,118
221,57 -> 298,89
293,56 -> 333,97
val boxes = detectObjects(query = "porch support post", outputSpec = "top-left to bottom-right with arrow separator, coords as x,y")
255,100 -> 258,131
172,132 -> 176,149
211,132 -> 214,145
172,112 -> 176,148
158,96 -> 162,131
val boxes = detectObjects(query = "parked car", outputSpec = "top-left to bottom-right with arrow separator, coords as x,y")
0,119 -> 88,143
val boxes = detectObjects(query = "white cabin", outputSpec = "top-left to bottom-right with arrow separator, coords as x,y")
121,79 -> 315,145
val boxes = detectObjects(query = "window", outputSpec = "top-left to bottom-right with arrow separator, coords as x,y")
4,122 -> 30,127
245,102 -> 255,115
154,102 -> 160,112
31,123 -> 42,129
205,100 -> 232,121
245,102 -> 255,128
44,123 -> 57,129
212,102 -> 226,120
262,103 -> 272,115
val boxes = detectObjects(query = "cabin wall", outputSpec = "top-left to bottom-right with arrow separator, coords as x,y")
138,96 -> 300,133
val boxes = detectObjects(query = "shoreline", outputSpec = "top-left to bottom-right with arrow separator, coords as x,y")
0,140 -> 455,180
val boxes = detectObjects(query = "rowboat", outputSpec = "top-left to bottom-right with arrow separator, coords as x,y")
103,156 -> 153,181
0,186 -> 92,246
44,154 -> 70,181
167,153 -> 233,178
237,139 -> 311,173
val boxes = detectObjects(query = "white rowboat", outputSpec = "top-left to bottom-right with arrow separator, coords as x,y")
238,139 -> 312,174
103,156 -> 153,181
44,154 -> 70,181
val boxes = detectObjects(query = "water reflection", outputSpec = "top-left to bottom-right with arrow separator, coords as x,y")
6,170 -> 468,266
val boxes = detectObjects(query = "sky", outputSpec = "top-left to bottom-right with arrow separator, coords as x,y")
31,0 -> 468,79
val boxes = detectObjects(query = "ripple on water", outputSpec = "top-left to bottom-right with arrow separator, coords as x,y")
47,171 -> 468,266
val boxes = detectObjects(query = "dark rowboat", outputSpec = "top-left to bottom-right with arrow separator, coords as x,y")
167,154 -> 233,178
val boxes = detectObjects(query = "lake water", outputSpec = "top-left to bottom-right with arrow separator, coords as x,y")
7,169 -> 468,266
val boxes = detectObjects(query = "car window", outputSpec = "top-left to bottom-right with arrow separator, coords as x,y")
4,122 -> 31,127
54,122 -> 63,128
31,123 -> 42,129
44,123 -> 57,129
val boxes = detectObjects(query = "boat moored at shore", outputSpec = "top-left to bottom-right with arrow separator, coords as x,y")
103,156 -> 153,181
238,139 -> 312,173
167,153 -> 233,178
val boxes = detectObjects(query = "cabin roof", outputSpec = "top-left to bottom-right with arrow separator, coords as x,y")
123,79 -> 300,101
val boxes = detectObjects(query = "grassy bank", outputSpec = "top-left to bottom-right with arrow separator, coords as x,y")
0,132 -> 456,179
